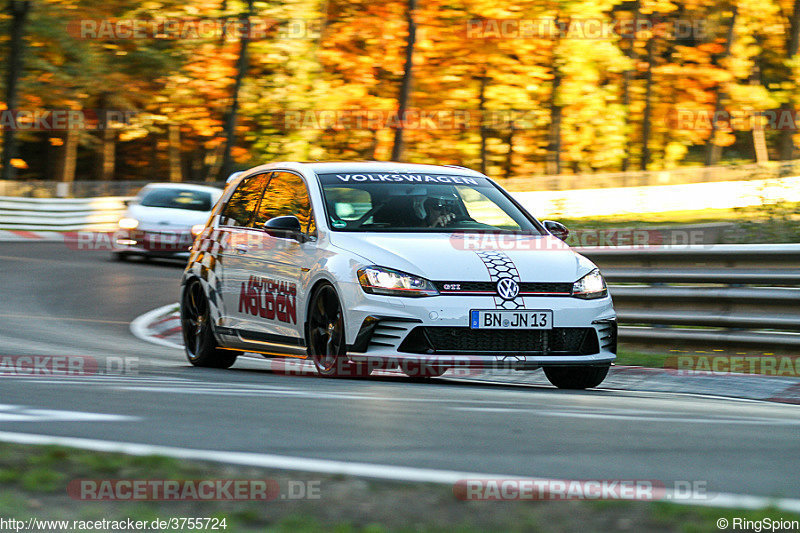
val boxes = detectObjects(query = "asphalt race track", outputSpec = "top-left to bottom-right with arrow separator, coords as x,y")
1,242 -> 799,506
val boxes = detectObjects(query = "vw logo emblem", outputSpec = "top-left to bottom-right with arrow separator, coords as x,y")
496,278 -> 519,300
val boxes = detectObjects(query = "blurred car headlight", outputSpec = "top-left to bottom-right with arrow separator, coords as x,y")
572,269 -> 607,299
118,217 -> 139,230
191,224 -> 205,237
358,266 -> 439,297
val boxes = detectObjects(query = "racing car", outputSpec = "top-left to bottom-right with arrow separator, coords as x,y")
114,183 -> 222,261
180,162 -> 616,389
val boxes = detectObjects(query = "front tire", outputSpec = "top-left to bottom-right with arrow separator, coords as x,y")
307,283 -> 369,378
543,364 -> 610,390
180,280 -> 238,368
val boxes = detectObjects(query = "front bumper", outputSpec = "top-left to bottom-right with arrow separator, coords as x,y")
339,281 -> 616,369
115,228 -> 194,257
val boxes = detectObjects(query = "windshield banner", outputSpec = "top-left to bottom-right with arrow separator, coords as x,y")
317,173 -> 488,186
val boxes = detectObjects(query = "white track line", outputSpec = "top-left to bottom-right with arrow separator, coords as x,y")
130,303 -> 182,350
0,430 -> 798,512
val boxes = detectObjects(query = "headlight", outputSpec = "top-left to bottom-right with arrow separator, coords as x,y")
190,224 -> 205,237
572,269 -> 607,299
118,217 -> 139,230
357,266 -> 439,297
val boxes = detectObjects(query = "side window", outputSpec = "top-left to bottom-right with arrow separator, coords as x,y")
325,187 -> 373,222
251,172 -> 316,234
219,173 -> 270,227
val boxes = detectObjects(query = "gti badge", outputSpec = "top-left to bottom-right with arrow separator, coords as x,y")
496,278 -> 519,300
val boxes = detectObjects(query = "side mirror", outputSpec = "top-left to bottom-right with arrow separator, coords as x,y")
263,215 -> 304,241
543,220 -> 569,241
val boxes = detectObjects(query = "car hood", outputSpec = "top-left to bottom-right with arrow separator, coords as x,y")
125,204 -> 209,230
329,232 -> 595,282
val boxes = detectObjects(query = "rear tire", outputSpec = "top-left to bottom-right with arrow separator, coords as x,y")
543,364 -> 610,390
112,252 -> 128,261
180,280 -> 238,368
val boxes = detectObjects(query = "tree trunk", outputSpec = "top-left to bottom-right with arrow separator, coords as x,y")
59,129 -> 79,183
94,94 -> 115,180
207,142 -> 226,182
778,0 -> 800,160
150,132 -> 159,177
620,4 -> 639,174
641,24 -> 655,171
1,0 -> 32,181
391,0 -> 417,162
368,129 -> 379,159
168,124 -> 182,182
546,20 -> 563,175
504,121 -> 515,180
220,0 -> 254,180
705,6 -> 738,166
99,127 -> 116,181
621,68 -> 632,173
750,63 -> 769,163
478,71 -> 488,174
546,79 -> 562,175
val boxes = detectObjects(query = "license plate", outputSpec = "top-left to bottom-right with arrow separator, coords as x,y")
470,310 -> 553,330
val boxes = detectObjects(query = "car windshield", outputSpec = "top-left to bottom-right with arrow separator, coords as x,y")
139,188 -> 213,211
317,172 -> 544,233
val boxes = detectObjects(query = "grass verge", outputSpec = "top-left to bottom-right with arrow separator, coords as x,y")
1,443 -> 798,532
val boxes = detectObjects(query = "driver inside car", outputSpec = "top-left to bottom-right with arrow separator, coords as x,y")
423,197 -> 456,227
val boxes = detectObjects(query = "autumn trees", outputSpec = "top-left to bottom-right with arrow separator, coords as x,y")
4,0 -> 800,183
1,0 -> 30,180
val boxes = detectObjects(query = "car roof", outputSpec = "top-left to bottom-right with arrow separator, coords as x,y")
140,183 -> 223,194
238,161 -> 486,178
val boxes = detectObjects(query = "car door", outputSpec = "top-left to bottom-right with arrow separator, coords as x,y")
217,172 -> 272,330
234,170 -> 319,348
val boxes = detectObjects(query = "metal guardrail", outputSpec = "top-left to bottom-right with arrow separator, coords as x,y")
0,180 -> 225,198
0,196 -> 130,231
578,244 -> 800,349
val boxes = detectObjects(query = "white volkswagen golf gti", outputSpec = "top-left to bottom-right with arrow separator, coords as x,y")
115,183 -> 223,260
180,162 -> 616,389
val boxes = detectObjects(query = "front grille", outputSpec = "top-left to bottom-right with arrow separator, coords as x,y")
434,281 -> 495,293
398,326 -> 599,355
434,281 -> 573,295
520,282 -> 573,294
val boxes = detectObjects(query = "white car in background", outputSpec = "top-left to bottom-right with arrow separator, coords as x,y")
180,162 -> 616,389
114,183 -> 222,261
